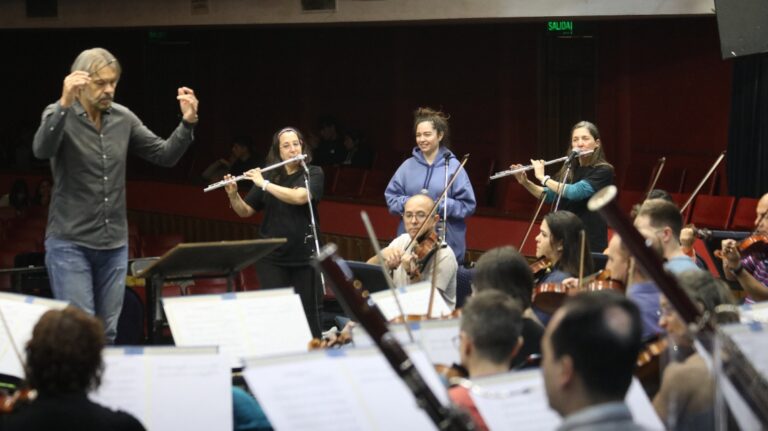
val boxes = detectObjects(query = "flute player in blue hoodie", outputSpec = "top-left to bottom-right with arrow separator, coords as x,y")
385,107 -> 476,263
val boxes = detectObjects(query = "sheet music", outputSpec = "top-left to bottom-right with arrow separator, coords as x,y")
740,300 -> 768,324
352,318 -> 460,365
0,292 -> 68,377
90,346 -> 232,431
721,321 -> 768,380
370,281 -> 451,320
242,344 -> 448,431
469,370 -> 663,431
163,288 -> 312,368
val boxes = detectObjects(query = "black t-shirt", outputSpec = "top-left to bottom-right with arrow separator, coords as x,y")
0,392 -> 145,431
558,164 -> 614,251
244,165 -> 324,265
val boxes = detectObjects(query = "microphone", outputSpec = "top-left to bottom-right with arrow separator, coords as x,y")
300,158 -> 310,175
565,150 -> 580,164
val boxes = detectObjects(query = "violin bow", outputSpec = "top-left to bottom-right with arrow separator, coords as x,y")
403,154 -> 470,254
645,157 -> 666,200
361,211 -> 415,342
578,230 -> 586,288
588,185 -> 768,426
680,150 -> 726,214
519,191 -> 548,252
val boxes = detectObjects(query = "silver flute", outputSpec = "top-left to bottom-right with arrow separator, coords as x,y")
203,154 -> 307,192
489,149 -> 595,180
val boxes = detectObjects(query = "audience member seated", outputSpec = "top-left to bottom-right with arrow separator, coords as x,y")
0,179 -> 30,215
340,128 -> 374,168
202,136 -> 261,184
312,116 -> 345,166
471,245 -> 543,369
448,290 -> 523,431
1,307 -> 145,431
542,291 -> 647,431
653,270 -> 738,431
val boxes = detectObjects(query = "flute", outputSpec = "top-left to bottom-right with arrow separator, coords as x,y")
489,149 -> 595,181
203,154 -> 307,192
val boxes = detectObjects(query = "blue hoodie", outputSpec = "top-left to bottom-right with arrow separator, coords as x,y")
385,146 -> 476,262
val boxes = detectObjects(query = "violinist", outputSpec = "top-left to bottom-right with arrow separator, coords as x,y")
448,290 -> 523,431
532,211 -> 594,325
720,193 -> 768,302
634,198 -> 700,275
654,270 -> 738,431
511,121 -> 614,251
1,307 -> 145,430
603,234 -> 664,341
472,246 -> 543,369
367,194 -> 457,309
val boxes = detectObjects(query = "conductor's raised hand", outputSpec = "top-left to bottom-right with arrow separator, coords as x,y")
60,71 -> 91,108
177,87 -> 199,124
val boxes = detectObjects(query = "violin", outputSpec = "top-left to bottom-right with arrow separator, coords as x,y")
531,282 -> 570,314
581,269 -> 625,294
434,363 -> 469,383
407,231 -> 440,281
635,337 -> 668,397
0,387 -> 34,414
714,233 -> 768,260
529,256 -> 552,282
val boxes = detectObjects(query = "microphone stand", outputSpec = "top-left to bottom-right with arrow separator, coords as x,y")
553,152 -> 577,212
441,152 -> 451,247
302,160 -> 327,295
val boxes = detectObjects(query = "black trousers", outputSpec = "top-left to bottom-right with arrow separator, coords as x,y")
254,260 -> 322,338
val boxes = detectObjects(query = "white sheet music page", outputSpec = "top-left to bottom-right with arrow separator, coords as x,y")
469,370 -> 663,431
162,288 -> 312,367
90,346 -> 232,431
0,292 -> 68,378
352,318 -> 461,365
243,344 -> 448,431
370,281 -> 451,320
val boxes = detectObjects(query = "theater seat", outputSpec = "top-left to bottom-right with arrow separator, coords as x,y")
729,197 -> 758,231
689,195 -> 736,230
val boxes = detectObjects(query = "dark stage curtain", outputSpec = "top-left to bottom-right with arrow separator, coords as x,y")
727,53 -> 768,197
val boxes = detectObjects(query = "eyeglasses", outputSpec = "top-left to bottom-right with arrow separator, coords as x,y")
403,211 -> 428,221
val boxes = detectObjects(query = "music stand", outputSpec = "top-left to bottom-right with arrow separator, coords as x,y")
346,261 -> 389,294
135,238 -> 285,343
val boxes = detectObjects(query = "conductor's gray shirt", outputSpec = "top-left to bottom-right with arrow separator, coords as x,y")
33,100 -> 194,249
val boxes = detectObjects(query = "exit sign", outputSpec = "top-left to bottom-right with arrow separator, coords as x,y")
547,20 -> 574,35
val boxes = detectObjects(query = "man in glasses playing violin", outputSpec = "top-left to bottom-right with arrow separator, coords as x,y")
720,193 -> 768,302
367,194 -> 457,309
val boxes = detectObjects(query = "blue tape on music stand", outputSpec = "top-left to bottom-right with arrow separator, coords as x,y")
325,349 -> 346,357
124,347 -> 144,355
222,292 -> 237,300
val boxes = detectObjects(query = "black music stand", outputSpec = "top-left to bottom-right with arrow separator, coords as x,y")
135,238 -> 285,344
346,261 -> 389,293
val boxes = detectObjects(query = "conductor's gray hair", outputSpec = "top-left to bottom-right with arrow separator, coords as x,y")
70,48 -> 121,77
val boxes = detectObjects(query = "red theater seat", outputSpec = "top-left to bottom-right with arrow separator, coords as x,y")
729,197 -> 758,231
332,167 -> 366,198
689,195 -> 736,230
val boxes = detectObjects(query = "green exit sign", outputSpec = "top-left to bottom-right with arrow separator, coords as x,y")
547,20 -> 574,34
